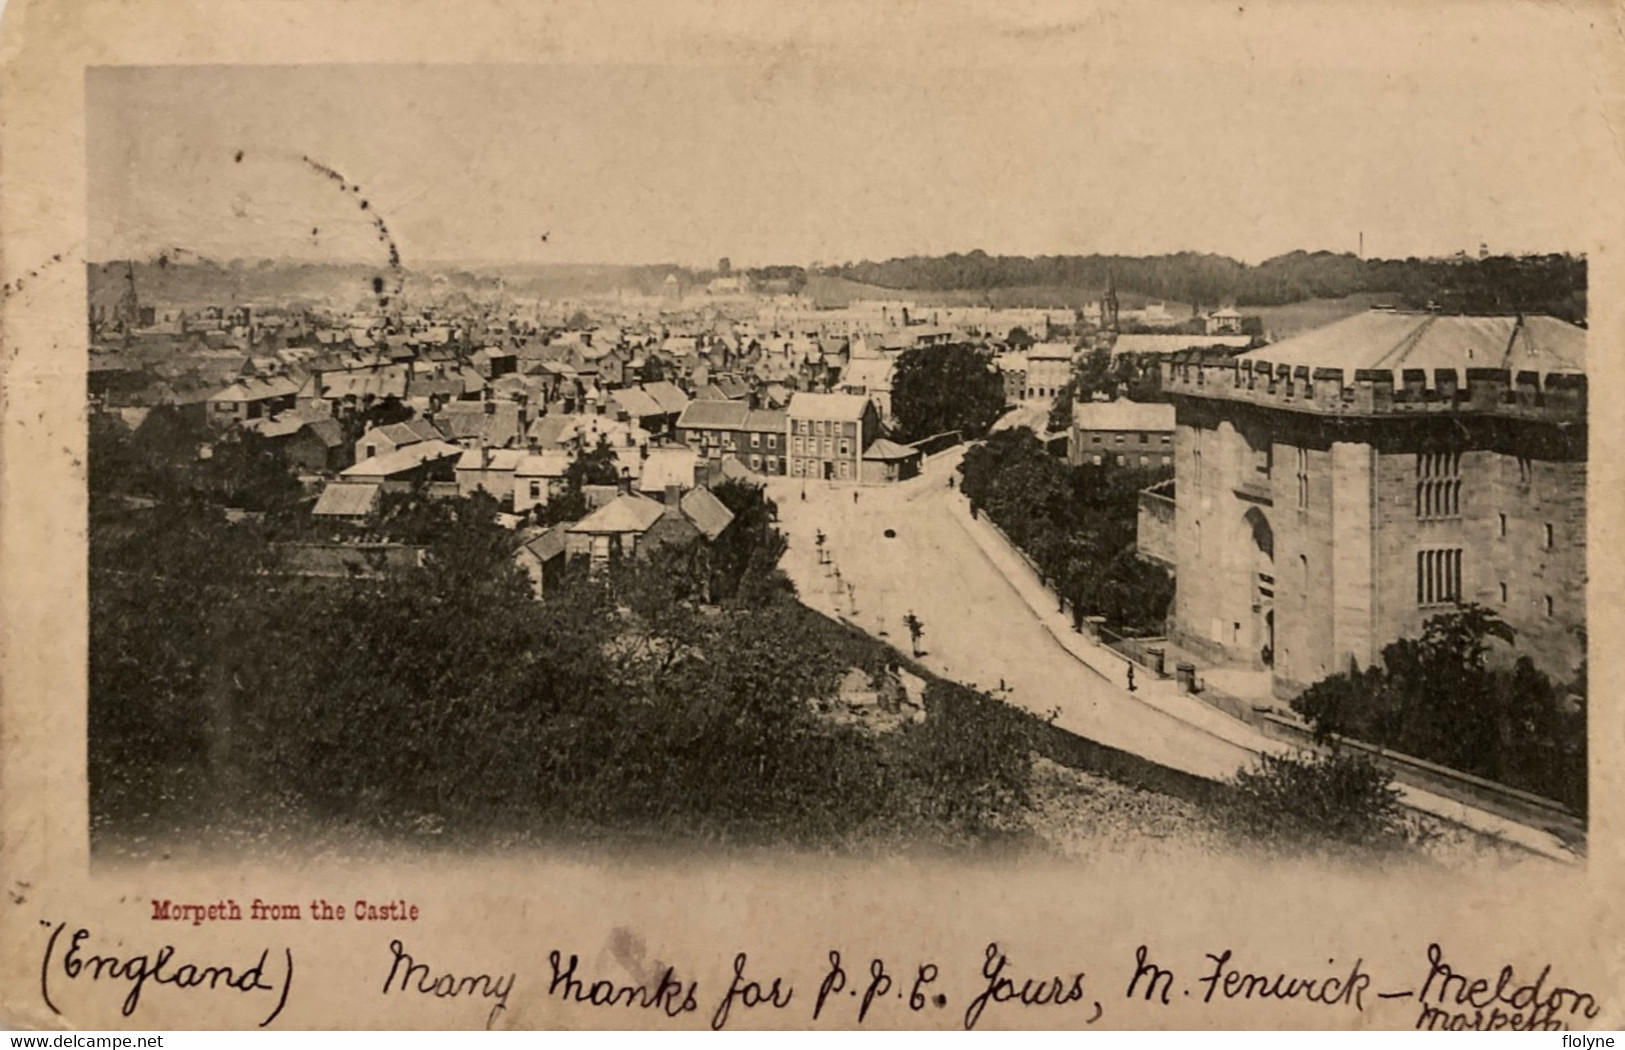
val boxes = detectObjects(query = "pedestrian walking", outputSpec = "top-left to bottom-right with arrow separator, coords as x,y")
1126,663 -> 1137,693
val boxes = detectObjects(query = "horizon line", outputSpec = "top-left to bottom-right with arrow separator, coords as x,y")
85,247 -> 1590,270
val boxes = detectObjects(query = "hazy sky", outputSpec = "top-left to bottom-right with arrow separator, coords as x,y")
86,11 -> 1613,268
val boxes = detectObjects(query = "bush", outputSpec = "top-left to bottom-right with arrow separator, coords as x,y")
1291,605 -> 1587,815
1227,748 -> 1406,850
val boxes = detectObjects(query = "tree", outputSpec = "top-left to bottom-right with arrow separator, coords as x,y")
1005,326 -> 1035,350
707,479 -> 790,603
1047,380 -> 1076,433
1072,346 -> 1116,401
889,344 -> 1006,443
567,437 -> 621,487
1291,604 -> 1585,814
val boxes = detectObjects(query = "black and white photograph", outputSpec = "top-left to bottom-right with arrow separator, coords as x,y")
2,0 -> 1620,1032
82,57 -> 1589,868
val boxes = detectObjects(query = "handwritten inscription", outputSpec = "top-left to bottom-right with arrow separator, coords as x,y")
383,940 -> 513,1029
1407,943 -> 1600,1031
1125,942 -> 1601,1031
546,949 -> 700,1018
38,921 -> 293,1027
37,920 -> 1609,1030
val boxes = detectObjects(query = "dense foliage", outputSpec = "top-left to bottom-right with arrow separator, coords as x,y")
889,344 -> 1007,444
89,419 -> 1043,851
1290,606 -> 1587,815
958,429 -> 1173,635
1228,749 -> 1408,851
834,250 -> 1587,322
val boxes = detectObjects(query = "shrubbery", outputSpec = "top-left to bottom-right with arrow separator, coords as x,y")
89,422 -> 1043,850
959,428 -> 1172,635
1290,605 -> 1586,815
1228,748 -> 1407,851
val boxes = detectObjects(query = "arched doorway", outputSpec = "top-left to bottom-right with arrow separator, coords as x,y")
1243,506 -> 1275,668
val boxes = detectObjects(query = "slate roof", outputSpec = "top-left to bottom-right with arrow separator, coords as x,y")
637,448 -> 700,492
678,486 -> 735,541
643,381 -> 691,414
612,388 -> 666,419
678,400 -> 751,428
787,391 -> 870,420
455,448 -> 527,472
519,528 -> 567,562
1071,400 -> 1177,432
840,358 -> 894,389
299,418 -> 345,447
516,451 -> 573,477
436,403 -> 523,446
312,482 -> 381,517
341,440 -> 463,478
364,419 -> 443,448
567,494 -> 667,535
862,438 -> 922,461
211,376 -> 300,402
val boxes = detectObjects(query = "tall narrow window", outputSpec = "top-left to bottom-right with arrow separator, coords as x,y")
1295,447 -> 1309,509
1543,523 -> 1554,549
1545,595 -> 1555,617
1416,450 -> 1462,521
1417,547 -> 1463,605
1499,582 -> 1508,603
1498,513 -> 1507,538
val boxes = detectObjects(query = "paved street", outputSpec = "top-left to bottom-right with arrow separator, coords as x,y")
767,448 -> 1575,860
766,448 -> 1259,782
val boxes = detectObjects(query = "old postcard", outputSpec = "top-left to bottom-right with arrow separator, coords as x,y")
1,0 -> 1622,1031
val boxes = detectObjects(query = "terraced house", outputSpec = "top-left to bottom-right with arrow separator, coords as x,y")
674,400 -> 789,475
786,392 -> 879,482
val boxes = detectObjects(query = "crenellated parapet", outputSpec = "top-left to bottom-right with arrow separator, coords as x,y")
1161,354 -> 1586,422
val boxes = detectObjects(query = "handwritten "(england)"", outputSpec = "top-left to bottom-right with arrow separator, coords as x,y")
37,921 -> 293,1028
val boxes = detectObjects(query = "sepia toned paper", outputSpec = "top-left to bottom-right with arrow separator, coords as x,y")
1,0 -> 1623,1031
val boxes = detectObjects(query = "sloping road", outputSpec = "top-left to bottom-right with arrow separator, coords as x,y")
768,449 -> 1574,860
768,449 -> 1257,782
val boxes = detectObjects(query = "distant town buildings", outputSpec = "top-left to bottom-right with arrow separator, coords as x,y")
1025,343 -> 1075,400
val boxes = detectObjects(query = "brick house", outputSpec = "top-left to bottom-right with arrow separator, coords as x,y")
786,392 -> 879,482
675,401 -> 788,475
1069,399 -> 1176,469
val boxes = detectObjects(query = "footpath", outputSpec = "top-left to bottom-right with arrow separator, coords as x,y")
943,490 -> 1578,864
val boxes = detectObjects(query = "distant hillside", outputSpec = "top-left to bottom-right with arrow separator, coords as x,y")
87,259 -> 683,313
832,250 -> 1586,323
802,273 -> 1182,313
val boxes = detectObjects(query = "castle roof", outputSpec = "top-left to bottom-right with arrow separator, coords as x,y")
1238,313 -> 1584,377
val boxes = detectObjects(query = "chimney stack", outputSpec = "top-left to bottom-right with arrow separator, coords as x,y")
665,483 -> 683,506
